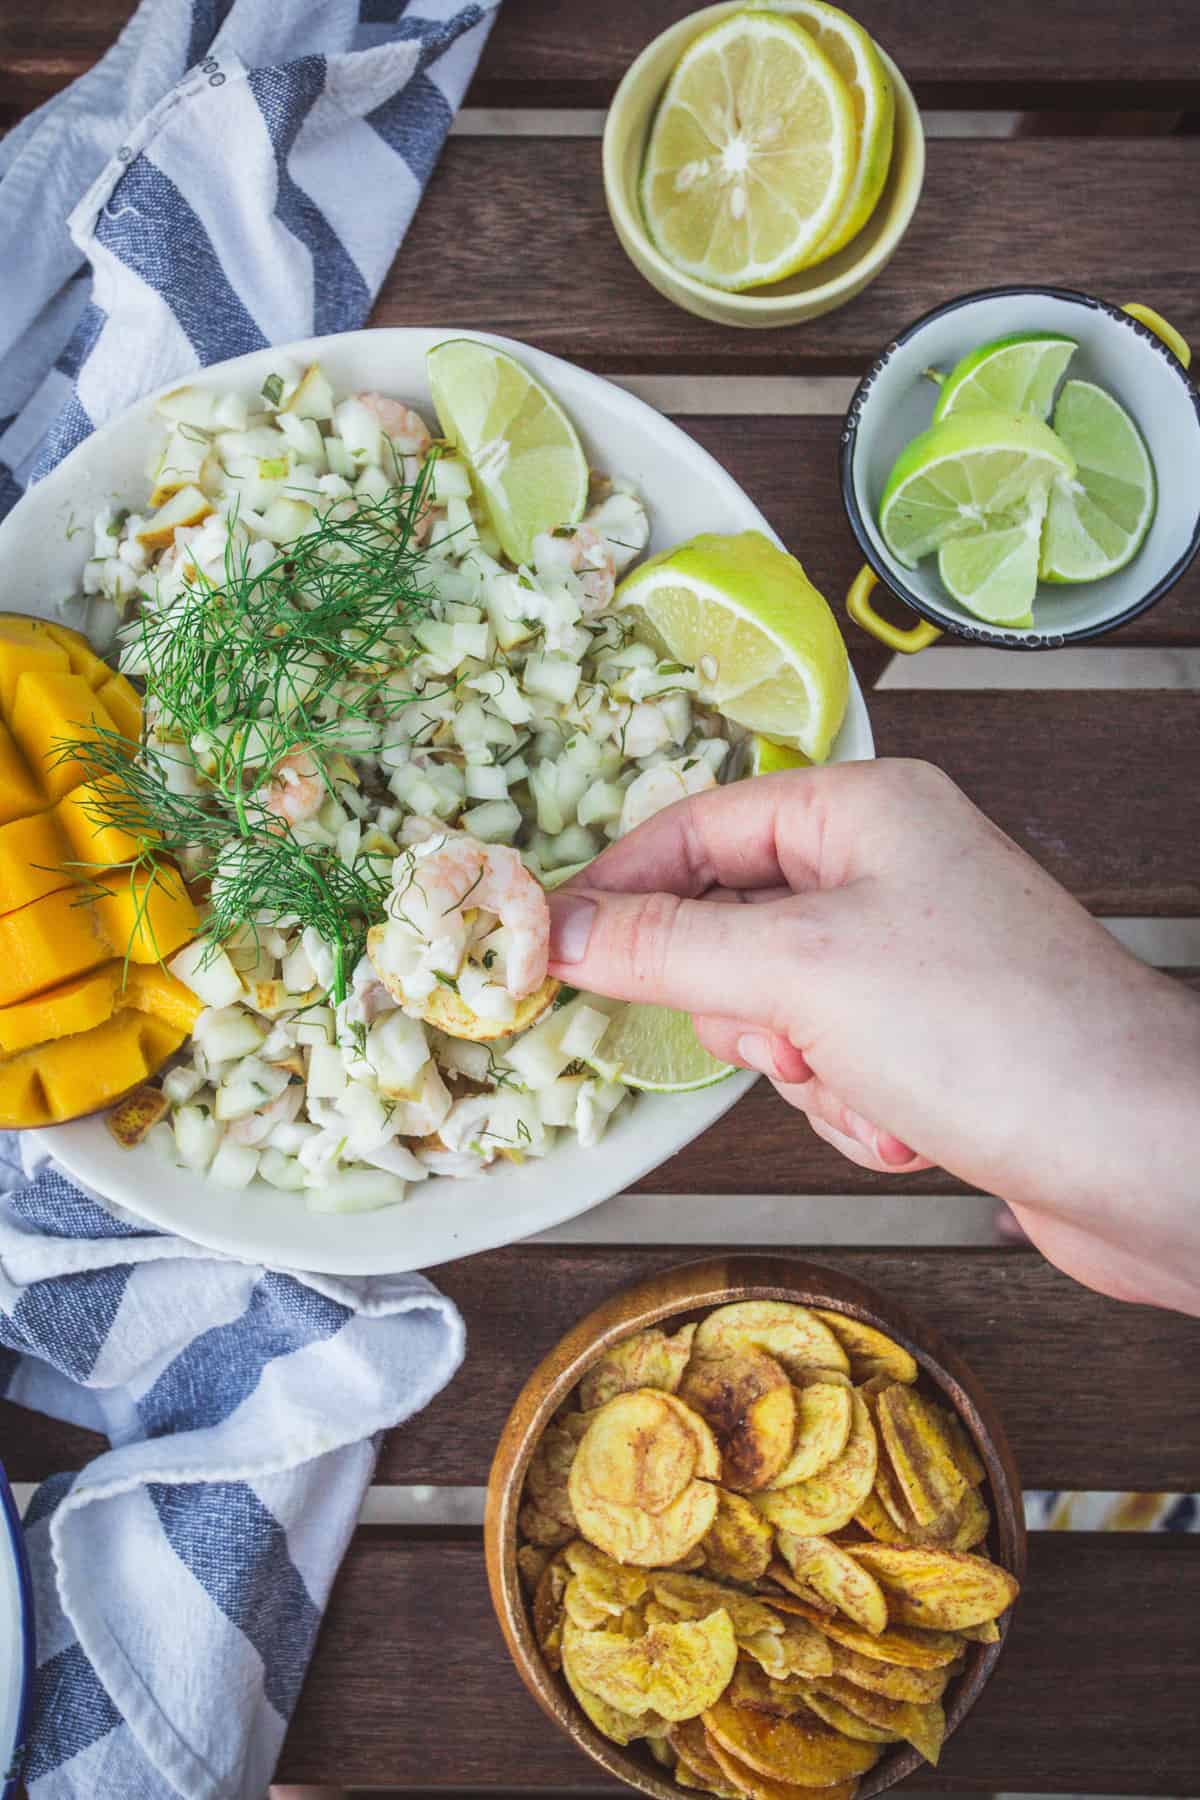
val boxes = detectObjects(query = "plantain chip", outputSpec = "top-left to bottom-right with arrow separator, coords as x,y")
680,1351 -> 797,1493
726,1657 -> 816,1718
775,1533 -> 888,1635
572,1389 -> 712,1515
648,1733 -> 677,1769
571,1475 -> 719,1567
415,969 -> 561,1042
677,1752 -> 741,1798
816,1677 -> 947,1765
703,1488 -> 776,1583
957,1616 -> 1002,1644
704,1697 -> 881,1786
770,1598 -> 962,1670
706,1729 -> 862,1800
669,1717 -> 741,1792
518,1542 -> 552,1591
581,1322 -> 698,1411
525,1418 -> 581,1530
829,1640 -> 953,1702
939,1405 -> 987,1486
800,1689 -> 901,1743
533,1553 -> 569,1670
753,1391 -> 877,1535
653,1572 -> 784,1644
107,1083 -> 169,1148
761,1560 -> 836,1614
561,1609 -> 737,1722
693,1302 -> 849,1381
766,1380 -> 853,1490
561,1628 -> 664,1745
750,1616 -> 834,1681
845,1545 -> 1019,1631
855,1481 -> 990,1552
563,1574 -> 614,1630
813,1310 -> 918,1385
561,1538 -> 648,1616
519,1499 -> 575,1548
877,1385 -> 969,1528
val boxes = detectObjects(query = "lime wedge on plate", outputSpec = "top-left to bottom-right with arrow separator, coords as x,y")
932,332 -> 1077,423
590,1003 -> 734,1092
879,411 -> 1076,568
639,11 -> 857,291
427,339 -> 588,565
617,531 -> 849,760
1040,380 -> 1156,583
784,0 -> 896,264
937,491 -> 1048,627
750,736 -> 812,775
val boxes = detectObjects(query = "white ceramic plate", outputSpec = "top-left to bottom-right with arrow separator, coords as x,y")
0,1465 -> 32,1797
5,329 -> 872,1274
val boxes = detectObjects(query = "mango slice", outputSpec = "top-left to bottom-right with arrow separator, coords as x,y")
0,614 -> 199,1126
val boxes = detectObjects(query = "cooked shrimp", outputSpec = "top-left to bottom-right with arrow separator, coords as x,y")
258,747 -> 325,827
619,757 -> 717,836
357,393 -> 433,455
533,523 -> 617,613
228,1083 -> 303,1147
383,831 -> 550,998
584,491 -> 650,574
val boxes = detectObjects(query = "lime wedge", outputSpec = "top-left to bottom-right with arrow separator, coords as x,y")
639,11 -> 857,292
879,411 -> 1076,569
750,737 -> 812,775
426,339 -> 588,565
541,860 -> 593,891
1039,380 -> 1156,583
591,1003 -> 735,1092
937,490 -> 1048,627
785,0 -> 896,265
932,332 -> 1077,423
617,530 -> 849,760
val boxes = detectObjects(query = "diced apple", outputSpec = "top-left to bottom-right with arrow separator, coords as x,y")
156,385 -> 217,430
136,485 -> 214,547
283,363 -> 335,421
149,426 -> 210,507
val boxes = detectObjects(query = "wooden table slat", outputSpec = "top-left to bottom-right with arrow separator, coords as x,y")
277,1530 -> 1200,1791
4,2 -> 1200,115
371,139 -> 1200,375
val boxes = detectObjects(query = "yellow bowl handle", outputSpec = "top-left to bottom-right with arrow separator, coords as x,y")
1122,302 -> 1192,370
846,565 -> 943,654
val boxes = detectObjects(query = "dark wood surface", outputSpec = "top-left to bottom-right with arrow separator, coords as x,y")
276,1531 -> 1200,1791
4,0 -> 1200,116
373,138 -> 1200,374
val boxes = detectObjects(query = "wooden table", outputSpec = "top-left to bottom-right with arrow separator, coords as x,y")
3,4 -> 1200,1794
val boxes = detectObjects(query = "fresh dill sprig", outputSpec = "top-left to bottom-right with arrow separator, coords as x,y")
53,460 -> 439,1001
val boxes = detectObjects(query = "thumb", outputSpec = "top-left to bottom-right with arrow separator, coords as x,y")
546,885 -> 809,1028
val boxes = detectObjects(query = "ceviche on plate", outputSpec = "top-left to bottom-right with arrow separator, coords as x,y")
17,337 -> 854,1222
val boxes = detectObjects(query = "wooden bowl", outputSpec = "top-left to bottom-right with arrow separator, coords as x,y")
485,1253 -> 1026,1799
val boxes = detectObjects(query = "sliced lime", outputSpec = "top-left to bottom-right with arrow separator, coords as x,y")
1039,379 -> 1156,583
426,339 -> 588,565
879,411 -> 1076,569
785,0 -> 896,264
937,490 -> 1048,627
750,737 -> 812,775
591,1003 -> 735,1092
639,10 -> 857,291
617,531 -> 849,760
932,332 -> 1077,423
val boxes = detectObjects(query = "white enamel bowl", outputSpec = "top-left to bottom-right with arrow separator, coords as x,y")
3,328 -> 872,1275
841,286 -> 1200,651
0,1461 -> 32,1796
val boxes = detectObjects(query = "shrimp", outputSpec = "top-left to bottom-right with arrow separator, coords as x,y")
377,831 -> 550,999
357,393 -> 433,455
257,747 -> 325,828
619,757 -> 717,836
228,1083 -> 303,1147
534,523 -> 617,613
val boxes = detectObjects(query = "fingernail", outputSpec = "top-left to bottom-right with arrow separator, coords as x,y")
548,892 -> 597,964
736,1033 -> 778,1078
877,1131 -> 918,1167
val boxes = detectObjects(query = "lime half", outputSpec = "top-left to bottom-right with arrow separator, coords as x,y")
617,531 -> 849,760
639,11 -> 857,291
1039,380 -> 1156,583
879,411 -> 1076,568
932,332 -> 1077,423
591,1003 -> 735,1092
426,339 -> 587,565
937,490 -> 1048,628
785,0 -> 896,264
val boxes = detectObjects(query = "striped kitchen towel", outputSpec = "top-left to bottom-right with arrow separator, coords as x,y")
0,1140 -> 465,1798
0,0 -> 497,517
0,0 -> 491,1790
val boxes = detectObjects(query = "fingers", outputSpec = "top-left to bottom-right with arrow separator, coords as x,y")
768,1073 -> 932,1175
692,1014 -> 813,1084
547,885 -> 818,1025
569,768 -> 844,899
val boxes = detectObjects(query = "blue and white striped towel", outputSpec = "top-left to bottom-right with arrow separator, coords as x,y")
0,0 -> 492,1790
0,1141 -> 465,1799
0,0 -> 496,514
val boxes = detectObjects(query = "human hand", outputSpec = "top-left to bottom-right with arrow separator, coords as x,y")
546,761 -> 1200,1315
